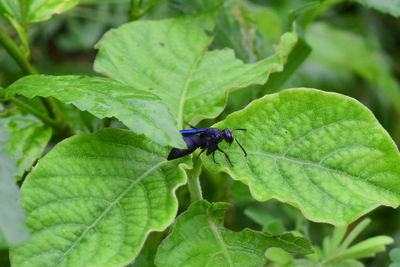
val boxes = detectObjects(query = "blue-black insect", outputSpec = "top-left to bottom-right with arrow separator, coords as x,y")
167,127 -> 247,166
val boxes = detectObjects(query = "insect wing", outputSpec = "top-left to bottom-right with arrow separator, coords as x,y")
180,129 -> 207,136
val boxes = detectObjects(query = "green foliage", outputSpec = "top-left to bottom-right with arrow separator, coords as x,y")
0,108 -> 52,247
10,128 -> 190,266
0,109 -> 52,179
266,218 -> 393,266
0,0 -> 80,23
155,200 -> 312,266
306,22 -> 400,114
203,89 -> 400,225
354,0 -> 400,18
0,0 -> 400,266
94,12 -> 292,128
6,75 -> 184,148
390,248 -> 400,267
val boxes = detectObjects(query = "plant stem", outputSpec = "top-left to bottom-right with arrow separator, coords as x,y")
20,0 -> 28,32
0,26 -> 37,75
11,96 -> 60,129
187,159 -> 203,202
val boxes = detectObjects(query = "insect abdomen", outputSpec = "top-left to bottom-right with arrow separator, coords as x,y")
167,135 -> 204,160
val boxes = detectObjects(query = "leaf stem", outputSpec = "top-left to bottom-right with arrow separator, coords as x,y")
11,96 -> 60,129
187,159 -> 203,202
0,26 -> 37,75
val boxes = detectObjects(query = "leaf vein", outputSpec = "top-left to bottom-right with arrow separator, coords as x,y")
54,160 -> 167,265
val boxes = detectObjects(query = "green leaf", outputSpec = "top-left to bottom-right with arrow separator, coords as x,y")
244,206 -> 285,234
288,1 -> 320,28
338,218 -> 371,250
338,236 -> 393,260
202,88 -> 400,225
53,101 -> 102,134
10,128 -> 189,266
0,0 -> 80,24
322,226 -> 347,256
6,75 -> 185,148
155,200 -> 312,266
354,0 -> 400,18
0,109 -> 52,179
306,22 -> 400,114
0,112 -> 40,246
265,247 -> 293,265
390,248 -> 400,262
0,0 -> 21,23
94,13 -> 284,128
294,259 -> 364,267
210,6 -> 255,63
258,36 -> 312,96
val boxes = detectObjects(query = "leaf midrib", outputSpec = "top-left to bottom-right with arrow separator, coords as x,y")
176,49 -> 207,129
207,217 -> 234,267
54,160 -> 167,265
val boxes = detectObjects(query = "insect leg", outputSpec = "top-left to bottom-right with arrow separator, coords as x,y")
217,147 -> 233,167
234,137 -> 247,157
196,147 -> 207,161
212,151 -> 219,165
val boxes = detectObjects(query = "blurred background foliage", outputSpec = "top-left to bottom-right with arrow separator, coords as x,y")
1,0 -> 400,266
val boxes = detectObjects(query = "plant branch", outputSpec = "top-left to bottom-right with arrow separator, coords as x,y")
187,159 -> 203,202
0,26 -> 37,75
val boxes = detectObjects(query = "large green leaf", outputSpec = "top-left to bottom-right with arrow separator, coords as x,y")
0,110 -> 52,246
6,75 -> 185,148
355,0 -> 400,18
0,0 -> 80,23
202,89 -> 400,225
155,200 -> 312,266
306,22 -> 400,114
10,128 -> 189,266
94,13 -> 284,128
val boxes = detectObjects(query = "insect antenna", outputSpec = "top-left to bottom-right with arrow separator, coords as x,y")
232,129 -> 247,157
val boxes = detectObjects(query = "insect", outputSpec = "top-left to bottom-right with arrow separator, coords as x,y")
167,127 -> 247,166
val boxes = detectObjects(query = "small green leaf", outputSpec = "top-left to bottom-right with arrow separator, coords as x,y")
6,75 -> 184,148
94,13 -> 284,128
339,236 -> 393,260
265,247 -> 293,264
203,89 -> 400,225
10,128 -> 189,266
338,218 -> 371,250
155,200 -> 312,266
0,0 -> 80,23
354,0 -> 400,18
